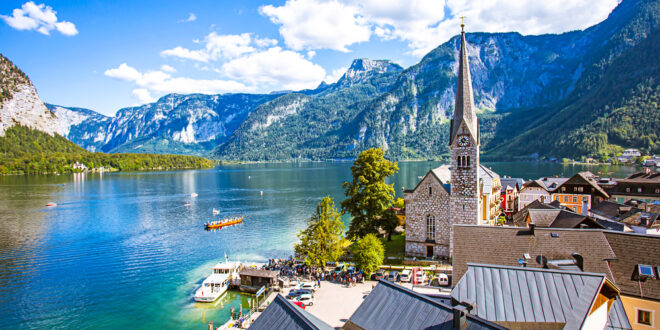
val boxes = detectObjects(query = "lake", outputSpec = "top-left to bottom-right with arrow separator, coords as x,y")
0,161 -> 639,328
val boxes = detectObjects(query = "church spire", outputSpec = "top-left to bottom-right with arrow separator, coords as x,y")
449,19 -> 479,146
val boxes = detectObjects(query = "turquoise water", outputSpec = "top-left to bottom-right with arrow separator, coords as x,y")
0,161 -> 639,328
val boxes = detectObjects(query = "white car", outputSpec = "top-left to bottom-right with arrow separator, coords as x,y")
300,282 -> 318,291
415,271 -> 427,284
399,269 -> 412,282
436,273 -> 449,286
294,294 -> 315,306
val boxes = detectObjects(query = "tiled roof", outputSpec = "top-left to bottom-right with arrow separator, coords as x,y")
512,200 -> 559,226
452,263 -> 630,329
453,225 -> 660,301
250,294 -> 333,330
346,279 -> 505,330
589,201 -> 632,220
554,171 -> 609,198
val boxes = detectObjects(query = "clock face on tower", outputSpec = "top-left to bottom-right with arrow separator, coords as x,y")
457,135 -> 470,147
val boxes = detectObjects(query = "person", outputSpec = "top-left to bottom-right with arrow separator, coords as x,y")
317,278 -> 321,288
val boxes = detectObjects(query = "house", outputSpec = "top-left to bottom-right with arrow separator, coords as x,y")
344,279 -> 504,330
618,149 -> 642,163
516,208 -> 604,229
607,171 -> 660,204
453,225 -> 660,329
588,200 -> 634,231
250,294 -> 332,330
404,25 -> 502,258
518,180 -> 554,211
550,171 -> 609,215
71,161 -> 87,172
238,268 -> 278,293
452,263 -> 631,329
500,177 -> 524,219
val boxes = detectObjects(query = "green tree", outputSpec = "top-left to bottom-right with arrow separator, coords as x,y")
294,196 -> 345,269
351,233 -> 384,277
380,208 -> 399,241
393,197 -> 405,209
341,148 -> 398,239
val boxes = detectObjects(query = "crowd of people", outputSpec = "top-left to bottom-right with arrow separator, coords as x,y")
263,257 -> 364,287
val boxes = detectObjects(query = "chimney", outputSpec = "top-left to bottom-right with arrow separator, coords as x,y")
453,305 -> 468,329
459,299 -> 476,313
572,253 -> 584,271
529,223 -> 535,236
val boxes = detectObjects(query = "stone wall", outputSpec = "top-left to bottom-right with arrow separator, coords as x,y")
404,171 -> 450,258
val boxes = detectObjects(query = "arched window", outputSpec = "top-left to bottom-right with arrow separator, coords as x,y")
426,214 -> 436,241
429,186 -> 432,195
467,156 -> 470,167
457,156 -> 462,167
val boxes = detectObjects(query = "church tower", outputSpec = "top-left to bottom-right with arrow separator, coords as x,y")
449,21 -> 480,247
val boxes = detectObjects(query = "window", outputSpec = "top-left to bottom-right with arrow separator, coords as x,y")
638,187 -> 643,193
572,206 -> 577,212
429,186 -> 432,196
638,309 -> 652,326
626,187 -> 631,192
656,189 -> 660,194
573,196 -> 577,203
575,187 -> 583,192
564,196 -> 569,202
466,156 -> 470,167
426,215 -> 436,241
583,197 -> 588,203
638,264 -> 655,279
457,156 -> 462,167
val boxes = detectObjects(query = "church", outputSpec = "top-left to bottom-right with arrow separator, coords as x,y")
404,24 -> 502,259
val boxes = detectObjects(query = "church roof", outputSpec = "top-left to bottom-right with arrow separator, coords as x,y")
450,29 -> 479,146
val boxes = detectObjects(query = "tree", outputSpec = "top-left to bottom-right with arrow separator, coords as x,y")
393,197 -> 405,209
341,148 -> 398,239
294,196 -> 345,269
352,234 -> 384,277
381,208 -> 399,241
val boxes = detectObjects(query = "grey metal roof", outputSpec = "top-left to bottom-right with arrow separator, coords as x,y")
451,263 -> 619,329
347,279 -> 504,330
250,294 -> 333,330
606,297 -> 632,329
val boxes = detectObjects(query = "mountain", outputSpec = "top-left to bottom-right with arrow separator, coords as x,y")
0,54 -> 59,136
48,92 -> 283,155
212,59 -> 404,160
212,0 -> 660,161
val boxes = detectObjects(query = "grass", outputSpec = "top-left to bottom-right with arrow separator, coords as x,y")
381,234 -> 406,259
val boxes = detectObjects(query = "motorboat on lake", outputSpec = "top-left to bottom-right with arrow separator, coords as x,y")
193,256 -> 241,303
204,217 -> 243,230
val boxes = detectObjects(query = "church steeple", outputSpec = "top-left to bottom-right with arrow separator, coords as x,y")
449,21 -> 479,146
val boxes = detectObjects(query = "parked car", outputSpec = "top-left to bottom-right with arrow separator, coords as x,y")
300,282 -> 318,291
436,273 -> 449,286
292,301 -> 306,309
399,269 -> 412,282
414,269 -> 427,284
387,270 -> 399,282
287,289 -> 313,299
294,294 -> 315,306
334,263 -> 345,274
372,269 -> 387,280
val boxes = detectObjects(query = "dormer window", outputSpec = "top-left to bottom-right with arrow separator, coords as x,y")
638,264 -> 655,279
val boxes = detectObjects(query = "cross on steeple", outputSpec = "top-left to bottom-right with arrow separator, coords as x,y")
460,16 -> 466,32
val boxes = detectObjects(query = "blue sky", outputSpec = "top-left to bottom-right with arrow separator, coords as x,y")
1,0 -> 620,116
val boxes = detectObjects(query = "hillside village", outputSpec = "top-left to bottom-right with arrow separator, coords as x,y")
245,21 -> 660,330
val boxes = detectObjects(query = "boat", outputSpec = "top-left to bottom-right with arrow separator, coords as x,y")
45,202 -> 57,207
213,208 -> 220,215
193,256 -> 241,303
204,217 -> 243,230
190,193 -> 198,198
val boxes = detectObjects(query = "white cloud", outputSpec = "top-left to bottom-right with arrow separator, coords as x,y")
259,0 -> 619,56
132,88 -> 156,104
259,0 -> 371,52
221,47 -> 327,90
1,1 -> 78,36
161,32 -> 256,62
306,50 -> 316,59
160,64 -> 176,73
105,63 -> 250,104
179,13 -> 196,23
324,67 -> 347,84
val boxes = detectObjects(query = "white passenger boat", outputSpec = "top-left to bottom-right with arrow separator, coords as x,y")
193,256 -> 241,303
